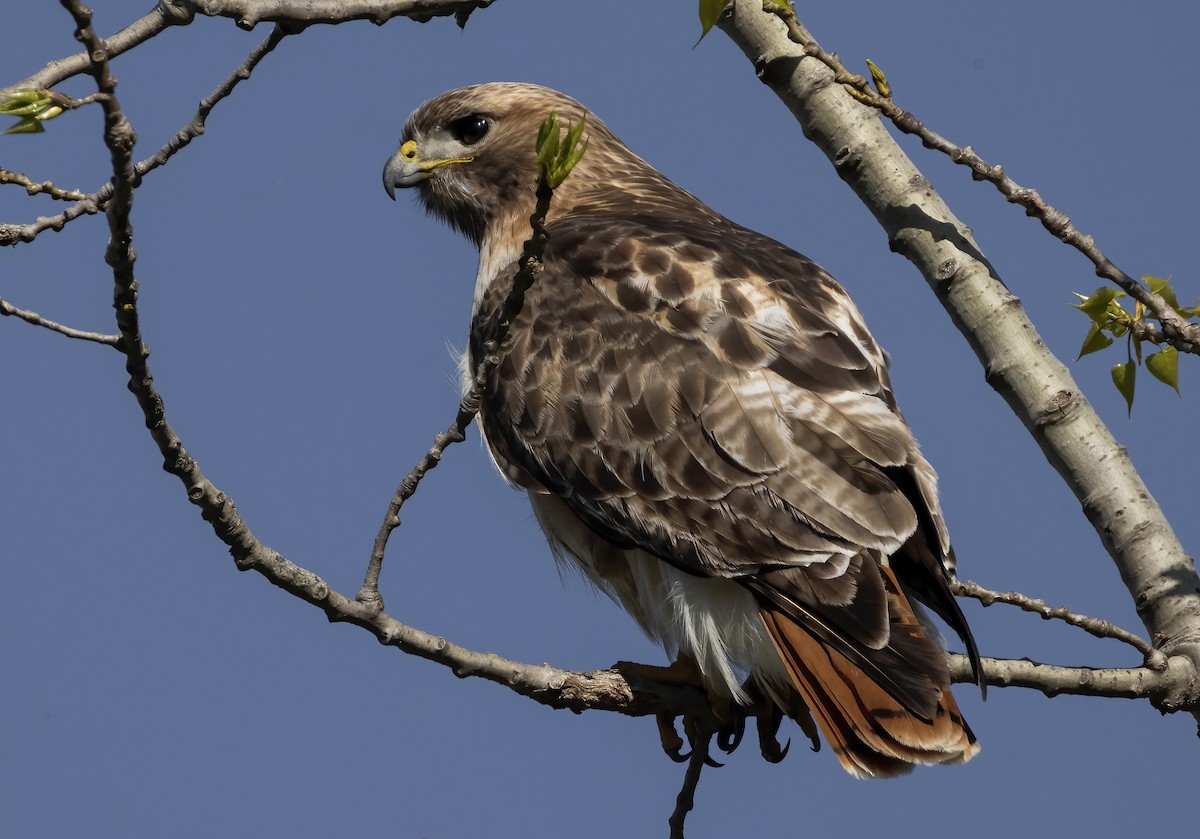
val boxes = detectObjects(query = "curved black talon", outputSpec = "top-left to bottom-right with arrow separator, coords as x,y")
717,710 -> 746,754
756,703 -> 792,764
763,737 -> 791,764
703,751 -> 725,769
656,713 -> 692,763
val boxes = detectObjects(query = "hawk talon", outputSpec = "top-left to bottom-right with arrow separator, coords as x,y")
756,703 -> 792,764
657,710 -> 729,768
656,712 -> 692,763
717,711 -> 746,754
764,737 -> 792,764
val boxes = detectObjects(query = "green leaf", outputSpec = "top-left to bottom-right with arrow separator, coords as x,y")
1145,275 -> 1200,320
2,89 -> 65,133
1072,286 -> 1125,326
865,59 -> 891,97
0,89 -> 50,116
1111,360 -> 1136,415
536,114 -> 556,156
1146,345 -> 1180,394
1076,322 -> 1114,359
535,113 -> 560,171
697,0 -> 730,41
1144,275 -> 1181,312
561,136 -> 588,177
564,116 -> 586,155
763,0 -> 792,12
535,113 -> 587,189
2,117 -> 45,135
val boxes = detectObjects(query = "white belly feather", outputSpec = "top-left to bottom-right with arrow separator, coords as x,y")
528,492 -> 792,703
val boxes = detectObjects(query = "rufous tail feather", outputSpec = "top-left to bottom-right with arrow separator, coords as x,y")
760,602 -> 979,778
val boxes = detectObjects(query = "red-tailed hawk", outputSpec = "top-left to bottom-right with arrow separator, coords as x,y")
383,82 -> 982,777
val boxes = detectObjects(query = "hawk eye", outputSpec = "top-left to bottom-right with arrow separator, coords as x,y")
447,115 -> 489,146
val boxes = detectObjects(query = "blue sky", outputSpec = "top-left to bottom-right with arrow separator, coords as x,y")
3,2 -> 1197,837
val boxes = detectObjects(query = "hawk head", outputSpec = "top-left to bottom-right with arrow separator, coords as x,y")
383,82 -> 608,245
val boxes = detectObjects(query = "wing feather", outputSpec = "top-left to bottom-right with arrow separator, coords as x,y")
470,208 -> 980,719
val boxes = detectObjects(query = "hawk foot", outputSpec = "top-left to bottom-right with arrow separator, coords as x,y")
616,658 -> 795,766
615,656 -> 728,766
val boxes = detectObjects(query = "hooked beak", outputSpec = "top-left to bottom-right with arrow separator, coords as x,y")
383,139 -> 473,200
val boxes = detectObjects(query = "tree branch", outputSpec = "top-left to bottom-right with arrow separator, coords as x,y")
56,2 -> 137,273
0,167 -> 88,201
0,295 -> 120,346
3,0 -> 491,97
168,0 -> 494,30
0,23 -> 289,248
948,654 -> 1194,704
719,0 -> 1200,692
773,16 -> 1200,356
952,579 -> 1165,667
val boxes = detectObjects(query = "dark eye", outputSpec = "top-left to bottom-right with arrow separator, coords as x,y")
447,115 -> 489,146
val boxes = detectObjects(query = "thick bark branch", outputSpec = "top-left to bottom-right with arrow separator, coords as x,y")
719,1 -> 1200,699
948,654 -> 1195,704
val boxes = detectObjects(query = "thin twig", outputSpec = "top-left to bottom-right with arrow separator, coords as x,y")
0,167 -> 88,201
0,296 -> 120,346
766,11 -> 1200,356
1,25 -> 288,247
56,4 -> 137,267
166,0 -> 494,30
952,579 -> 1167,669
0,196 -> 102,246
359,180 -> 553,603
668,733 -> 711,839
7,5 -> 176,96
2,0 -> 488,98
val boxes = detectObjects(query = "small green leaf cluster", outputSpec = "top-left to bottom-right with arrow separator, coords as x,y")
1073,276 -> 1198,412
1,89 -> 67,134
535,113 -> 587,189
